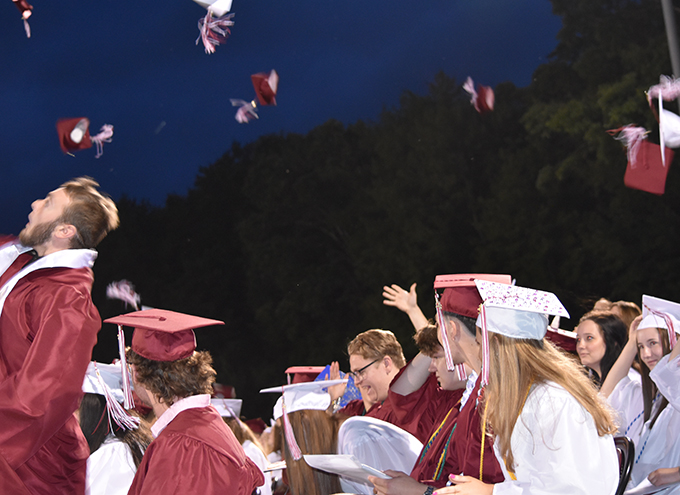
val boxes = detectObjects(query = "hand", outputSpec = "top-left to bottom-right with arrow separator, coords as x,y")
432,474 -> 494,495
629,315 -> 643,342
383,283 -> 418,314
369,470 -> 428,495
648,467 -> 680,486
327,361 -> 346,402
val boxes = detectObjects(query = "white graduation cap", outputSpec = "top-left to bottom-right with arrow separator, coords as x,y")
193,0 -> 232,16
475,280 -> 570,386
260,379 -> 346,461
211,398 -> 242,418
639,295 -> 680,349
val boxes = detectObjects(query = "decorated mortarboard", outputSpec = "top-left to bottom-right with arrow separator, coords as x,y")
56,118 -> 114,158
285,366 -> 324,384
12,0 -> 32,38
608,125 -> 672,196
104,309 -> 224,411
260,379 -> 347,461
463,77 -> 494,114
475,280 -> 570,386
231,70 -> 279,123
82,361 -> 140,431
211,398 -> 243,418
315,364 -> 362,407
639,294 -> 680,349
194,0 -> 234,54
433,274 -> 512,379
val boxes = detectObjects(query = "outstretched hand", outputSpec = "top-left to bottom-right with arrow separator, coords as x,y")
383,283 -> 418,314
327,361 -> 346,402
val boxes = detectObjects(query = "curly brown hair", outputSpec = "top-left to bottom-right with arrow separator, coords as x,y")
413,322 -> 442,357
126,349 -> 216,405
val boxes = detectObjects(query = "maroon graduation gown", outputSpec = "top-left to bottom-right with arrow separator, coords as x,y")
0,244 -> 100,494
128,406 -> 264,495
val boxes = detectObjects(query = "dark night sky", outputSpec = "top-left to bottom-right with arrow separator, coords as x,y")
2,0 -> 562,234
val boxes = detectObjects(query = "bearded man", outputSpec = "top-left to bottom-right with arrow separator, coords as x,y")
0,177 -> 119,494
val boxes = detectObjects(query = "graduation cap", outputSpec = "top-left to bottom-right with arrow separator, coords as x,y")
103,309 -> 224,410
463,77 -> 494,114
545,315 -> 577,353
433,274 -> 512,378
211,398 -> 243,418
285,366 -> 324,384
82,362 -> 141,431
639,294 -> 680,350
475,280 -> 570,386
12,0 -> 32,37
647,75 -> 680,167
231,70 -> 279,123
56,118 -> 114,158
609,125 -> 673,195
260,379 -> 347,461
194,0 -> 235,54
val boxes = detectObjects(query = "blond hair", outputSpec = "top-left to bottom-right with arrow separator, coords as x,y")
485,334 -> 616,471
347,329 -> 406,368
60,176 -> 119,248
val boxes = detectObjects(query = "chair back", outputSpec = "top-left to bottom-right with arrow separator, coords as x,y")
614,436 -> 635,495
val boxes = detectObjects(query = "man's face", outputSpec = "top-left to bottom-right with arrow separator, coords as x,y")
349,353 -> 391,405
436,319 -> 467,364
427,348 -> 465,390
19,188 -> 71,247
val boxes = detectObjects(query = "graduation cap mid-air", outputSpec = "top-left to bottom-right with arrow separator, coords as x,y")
56,118 -> 114,158
12,0 -> 32,38
194,0 -> 235,54
463,77 -> 494,114
231,70 -> 279,123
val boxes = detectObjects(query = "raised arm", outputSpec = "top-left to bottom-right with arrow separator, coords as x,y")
383,283 -> 428,331
600,315 -> 642,398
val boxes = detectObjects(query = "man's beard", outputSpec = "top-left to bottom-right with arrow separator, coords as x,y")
19,219 -> 60,248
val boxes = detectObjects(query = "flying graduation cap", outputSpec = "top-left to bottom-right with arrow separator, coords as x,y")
463,77 -> 494,114
12,0 -> 32,38
56,118 -> 114,158
194,0 -> 235,54
231,70 -> 279,123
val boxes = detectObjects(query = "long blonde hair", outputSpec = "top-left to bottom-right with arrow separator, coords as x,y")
282,410 -> 344,495
485,334 -> 616,471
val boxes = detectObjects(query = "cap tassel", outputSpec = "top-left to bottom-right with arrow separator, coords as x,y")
117,324 -> 135,410
106,280 -> 141,310
280,390 -> 302,461
196,11 -> 234,54
91,125 -> 114,158
479,305 -> 490,387
642,304 -> 677,350
435,292 -> 456,372
230,99 -> 258,123
93,362 -> 140,431
607,125 -> 649,169
23,18 -> 30,38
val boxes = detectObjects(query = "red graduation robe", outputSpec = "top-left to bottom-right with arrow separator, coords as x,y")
0,239 -> 100,494
128,406 -> 264,495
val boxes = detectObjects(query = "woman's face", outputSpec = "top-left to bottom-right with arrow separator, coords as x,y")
637,327 -> 664,370
576,320 -> 607,375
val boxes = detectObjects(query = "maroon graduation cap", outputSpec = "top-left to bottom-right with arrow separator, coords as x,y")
56,117 -> 114,158
463,77 -> 494,114
624,139 -> 673,196
251,70 -> 279,106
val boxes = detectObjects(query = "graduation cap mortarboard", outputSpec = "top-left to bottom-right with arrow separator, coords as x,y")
624,140 -> 673,196
251,70 -> 279,106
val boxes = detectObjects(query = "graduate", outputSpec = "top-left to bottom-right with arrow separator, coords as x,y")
437,280 -> 619,495
105,309 -> 263,495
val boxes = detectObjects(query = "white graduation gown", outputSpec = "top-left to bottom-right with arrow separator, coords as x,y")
242,440 -> 272,495
627,354 -> 680,495
607,368 -> 644,445
492,382 -> 619,495
336,416 -> 423,495
85,436 -> 136,495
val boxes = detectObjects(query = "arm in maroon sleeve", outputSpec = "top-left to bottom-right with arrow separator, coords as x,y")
0,269 -> 100,468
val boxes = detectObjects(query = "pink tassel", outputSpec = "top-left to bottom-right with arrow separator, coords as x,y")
479,306 -> 490,387
93,362 -> 140,431
647,76 -> 680,102
280,389 -> 302,460
196,12 -> 235,54
230,99 -> 258,123
463,77 -> 478,108
117,325 -> 135,410
91,124 -> 113,158
23,18 -> 30,38
435,292 -> 456,371
608,125 -> 648,169
106,280 -> 141,310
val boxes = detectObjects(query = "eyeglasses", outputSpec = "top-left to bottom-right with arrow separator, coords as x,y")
349,359 -> 380,380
